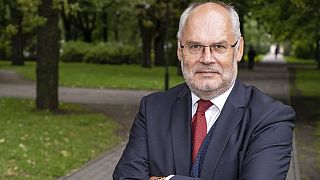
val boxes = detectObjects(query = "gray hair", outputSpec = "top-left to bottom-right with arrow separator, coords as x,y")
177,2 -> 241,40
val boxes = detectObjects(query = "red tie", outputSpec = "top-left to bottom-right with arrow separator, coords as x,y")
192,99 -> 213,163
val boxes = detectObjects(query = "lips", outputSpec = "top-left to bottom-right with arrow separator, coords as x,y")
195,69 -> 220,74
197,70 -> 217,73
193,65 -> 221,75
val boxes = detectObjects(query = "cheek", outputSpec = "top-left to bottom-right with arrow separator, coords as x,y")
221,61 -> 231,69
220,56 -> 235,69
183,55 -> 198,67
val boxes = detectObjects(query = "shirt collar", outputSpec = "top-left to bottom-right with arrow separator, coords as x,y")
191,82 -> 235,111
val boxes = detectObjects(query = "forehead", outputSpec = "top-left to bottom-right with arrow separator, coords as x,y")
182,4 -> 233,42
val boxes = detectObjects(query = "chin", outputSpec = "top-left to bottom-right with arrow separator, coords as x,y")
199,78 -> 221,88
195,82 -> 220,92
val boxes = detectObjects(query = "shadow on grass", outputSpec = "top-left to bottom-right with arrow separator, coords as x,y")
291,96 -> 320,180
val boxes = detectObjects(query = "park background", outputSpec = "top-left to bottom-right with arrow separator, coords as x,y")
0,0 -> 319,179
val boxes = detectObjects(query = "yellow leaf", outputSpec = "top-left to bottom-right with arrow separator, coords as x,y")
19,143 -> 27,150
61,150 -> 69,157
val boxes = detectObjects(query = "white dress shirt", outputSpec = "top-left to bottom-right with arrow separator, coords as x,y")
191,83 -> 234,132
166,83 -> 234,180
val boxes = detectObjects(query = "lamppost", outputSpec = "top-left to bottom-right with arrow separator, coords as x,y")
248,12 -> 252,46
164,43 -> 169,91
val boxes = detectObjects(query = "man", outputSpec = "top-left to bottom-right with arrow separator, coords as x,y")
113,2 -> 295,180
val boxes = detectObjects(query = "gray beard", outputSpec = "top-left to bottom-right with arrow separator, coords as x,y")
181,60 -> 238,100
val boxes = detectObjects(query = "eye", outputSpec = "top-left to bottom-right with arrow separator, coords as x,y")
212,44 -> 227,50
189,44 -> 203,49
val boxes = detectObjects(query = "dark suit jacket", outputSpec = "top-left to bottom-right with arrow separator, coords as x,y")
113,80 -> 295,180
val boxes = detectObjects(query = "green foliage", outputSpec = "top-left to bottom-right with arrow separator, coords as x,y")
243,16 -> 270,54
19,0 -> 45,31
2,0 -> 45,37
0,98 -> 121,179
0,39 -> 11,59
60,41 -> 91,62
84,42 -> 140,64
292,41 -> 316,59
251,0 -> 319,42
60,41 -> 141,64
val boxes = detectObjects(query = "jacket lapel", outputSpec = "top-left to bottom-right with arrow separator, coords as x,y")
170,84 -> 192,175
200,80 -> 247,179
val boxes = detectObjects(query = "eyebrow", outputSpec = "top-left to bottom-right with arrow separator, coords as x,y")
185,41 -> 202,45
185,40 -> 229,45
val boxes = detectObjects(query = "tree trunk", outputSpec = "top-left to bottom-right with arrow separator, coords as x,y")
102,10 -> 108,42
36,0 -> 60,111
154,23 -> 165,66
139,20 -> 152,68
114,12 -> 120,41
316,37 -> 320,70
60,4 -> 73,41
61,16 -> 76,41
153,0 -> 168,66
76,11 -> 95,43
64,23 -> 73,41
10,6 -> 24,66
83,30 -> 92,42
11,29 -> 24,66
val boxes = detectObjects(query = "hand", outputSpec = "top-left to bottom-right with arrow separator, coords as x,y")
150,176 -> 165,180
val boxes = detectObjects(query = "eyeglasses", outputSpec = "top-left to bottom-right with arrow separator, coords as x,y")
180,38 -> 240,55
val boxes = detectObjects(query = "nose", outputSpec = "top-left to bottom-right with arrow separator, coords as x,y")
200,46 -> 214,64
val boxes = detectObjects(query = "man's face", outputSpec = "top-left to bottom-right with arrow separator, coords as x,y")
177,4 -> 243,99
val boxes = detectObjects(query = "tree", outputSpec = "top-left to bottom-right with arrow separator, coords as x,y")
60,0 -> 80,41
101,5 -> 109,41
153,0 -> 169,66
250,0 -> 320,69
0,0 -> 44,65
136,2 -> 154,68
36,0 -> 60,111
59,0 -> 124,42
9,2 -> 24,65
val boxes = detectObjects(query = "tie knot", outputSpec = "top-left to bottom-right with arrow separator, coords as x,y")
197,100 -> 213,113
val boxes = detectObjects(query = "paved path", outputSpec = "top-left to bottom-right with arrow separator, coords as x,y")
0,53 -> 299,180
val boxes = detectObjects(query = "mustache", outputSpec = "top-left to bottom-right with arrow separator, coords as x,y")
192,64 -> 222,74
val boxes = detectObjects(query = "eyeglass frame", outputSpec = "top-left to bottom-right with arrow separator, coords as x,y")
179,37 -> 240,55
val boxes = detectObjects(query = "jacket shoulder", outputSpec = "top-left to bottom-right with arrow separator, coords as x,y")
244,84 -> 295,123
144,83 -> 189,104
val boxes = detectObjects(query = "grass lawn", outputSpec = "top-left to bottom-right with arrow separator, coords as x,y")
288,57 -> 320,179
286,56 -> 320,96
285,56 -> 317,65
0,98 -> 121,179
295,68 -> 320,97
0,61 -> 184,90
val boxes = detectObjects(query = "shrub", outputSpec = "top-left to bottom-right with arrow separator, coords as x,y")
60,41 -> 140,64
0,40 -> 10,60
293,41 -> 315,59
60,41 -> 90,62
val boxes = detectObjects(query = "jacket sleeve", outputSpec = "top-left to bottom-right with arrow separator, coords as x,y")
239,104 -> 295,180
113,97 -> 150,180
170,175 -> 198,180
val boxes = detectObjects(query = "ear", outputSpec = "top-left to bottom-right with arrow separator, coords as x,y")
177,40 -> 183,62
235,37 -> 244,62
